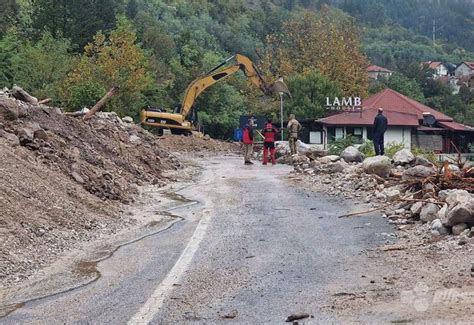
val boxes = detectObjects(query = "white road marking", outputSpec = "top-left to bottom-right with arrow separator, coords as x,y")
127,210 -> 211,324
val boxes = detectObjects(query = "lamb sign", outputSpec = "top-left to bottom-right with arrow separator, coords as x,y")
325,97 -> 362,111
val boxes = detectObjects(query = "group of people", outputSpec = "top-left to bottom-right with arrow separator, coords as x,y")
242,114 -> 301,165
241,107 -> 388,165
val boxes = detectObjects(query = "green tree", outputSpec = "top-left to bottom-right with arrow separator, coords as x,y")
64,16 -> 152,115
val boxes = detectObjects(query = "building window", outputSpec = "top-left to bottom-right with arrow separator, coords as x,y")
310,131 -> 322,144
335,127 -> 344,139
346,127 -> 363,143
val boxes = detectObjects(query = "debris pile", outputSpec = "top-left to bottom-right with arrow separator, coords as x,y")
290,146 -> 474,240
0,87 -> 237,286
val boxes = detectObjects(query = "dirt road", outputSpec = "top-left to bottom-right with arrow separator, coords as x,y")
1,156 -> 423,323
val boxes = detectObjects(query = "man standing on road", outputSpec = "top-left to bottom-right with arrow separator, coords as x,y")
287,114 -> 302,155
242,119 -> 254,165
262,118 -> 279,165
373,107 -> 388,156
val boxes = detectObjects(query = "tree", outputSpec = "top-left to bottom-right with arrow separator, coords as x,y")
11,31 -> 74,100
31,0 -> 124,49
261,7 -> 369,97
382,73 -> 425,102
64,16 -> 152,115
0,0 -> 19,34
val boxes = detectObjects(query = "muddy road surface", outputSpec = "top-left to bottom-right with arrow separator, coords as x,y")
2,156 -> 398,323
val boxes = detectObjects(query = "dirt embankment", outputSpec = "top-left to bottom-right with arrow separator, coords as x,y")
0,92 -> 239,287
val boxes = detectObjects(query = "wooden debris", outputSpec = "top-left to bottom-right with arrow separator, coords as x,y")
83,86 -> 119,121
11,85 -> 38,105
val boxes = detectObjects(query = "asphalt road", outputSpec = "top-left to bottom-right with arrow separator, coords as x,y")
2,156 -> 394,324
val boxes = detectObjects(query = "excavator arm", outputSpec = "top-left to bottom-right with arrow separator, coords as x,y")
140,53 -> 289,134
179,54 -> 270,119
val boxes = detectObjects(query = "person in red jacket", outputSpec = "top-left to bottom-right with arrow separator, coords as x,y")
262,118 -> 279,165
242,119 -> 254,165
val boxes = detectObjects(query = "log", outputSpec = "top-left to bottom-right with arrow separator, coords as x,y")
38,98 -> 52,105
83,86 -> 119,121
11,85 -> 38,105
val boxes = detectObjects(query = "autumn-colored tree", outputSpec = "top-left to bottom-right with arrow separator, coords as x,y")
260,7 -> 369,98
64,16 -> 152,116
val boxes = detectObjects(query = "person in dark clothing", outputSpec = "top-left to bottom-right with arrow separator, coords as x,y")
373,107 -> 388,156
262,118 -> 279,165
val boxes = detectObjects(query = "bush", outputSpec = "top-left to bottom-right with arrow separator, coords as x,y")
328,135 -> 357,155
384,142 -> 405,158
358,139 -> 375,157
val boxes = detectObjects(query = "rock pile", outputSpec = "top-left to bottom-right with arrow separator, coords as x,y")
290,146 -> 474,240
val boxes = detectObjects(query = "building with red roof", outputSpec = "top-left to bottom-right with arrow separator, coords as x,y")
306,88 -> 473,154
367,65 -> 392,80
420,61 -> 448,79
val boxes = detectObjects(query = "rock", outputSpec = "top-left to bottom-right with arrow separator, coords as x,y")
438,189 -> 473,206
11,85 -> 38,105
382,188 -> 401,201
203,134 -> 211,141
323,161 -> 348,174
452,223 -> 468,236
444,200 -> 474,227
0,130 -> 20,146
33,129 -> 48,141
222,310 -> 238,319
340,146 -> 364,163
413,156 -> 434,167
393,149 -> 415,165
296,140 -> 324,155
71,171 -> 84,184
18,128 -> 34,145
362,156 -> 391,178
129,135 -> 142,145
319,155 -> 340,164
442,164 -> 461,174
431,219 -> 448,235
0,97 -> 21,121
410,202 -> 424,215
122,116 -> 133,123
402,166 -> 436,180
292,154 -> 310,165
420,203 -> 439,223
438,204 -> 448,220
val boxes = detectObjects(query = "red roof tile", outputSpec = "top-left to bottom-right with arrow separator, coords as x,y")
362,88 -> 453,121
317,107 -> 419,127
367,65 -> 392,73
421,61 -> 444,70
438,121 -> 474,132
461,61 -> 474,70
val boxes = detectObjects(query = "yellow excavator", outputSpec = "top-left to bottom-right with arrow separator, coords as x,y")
139,54 -> 290,135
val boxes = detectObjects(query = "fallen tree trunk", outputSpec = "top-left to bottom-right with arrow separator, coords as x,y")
83,86 -> 119,121
11,85 -> 38,105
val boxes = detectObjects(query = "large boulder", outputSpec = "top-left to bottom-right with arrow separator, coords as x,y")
444,200 -> 474,227
0,97 -> 19,120
362,156 -> 391,178
297,140 -> 326,156
322,160 -> 349,174
393,149 -> 415,165
420,203 -> 440,223
340,146 -> 364,163
438,189 -> 473,206
402,166 -> 436,180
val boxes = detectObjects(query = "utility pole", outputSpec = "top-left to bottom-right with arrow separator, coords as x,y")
279,92 -> 284,141
432,18 -> 436,47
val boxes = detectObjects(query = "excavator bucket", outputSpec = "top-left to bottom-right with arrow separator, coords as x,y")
269,77 -> 292,98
